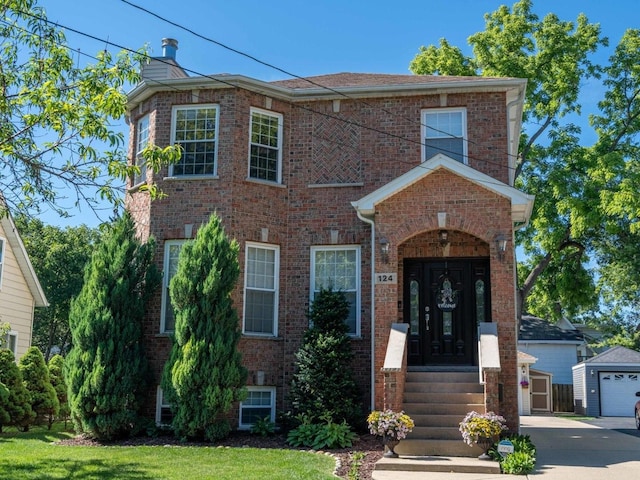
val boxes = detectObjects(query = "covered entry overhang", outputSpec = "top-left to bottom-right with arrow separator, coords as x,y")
351,154 -> 534,224
352,153 -> 534,420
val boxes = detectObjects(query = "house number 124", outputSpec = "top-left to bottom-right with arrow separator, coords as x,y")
375,273 -> 396,284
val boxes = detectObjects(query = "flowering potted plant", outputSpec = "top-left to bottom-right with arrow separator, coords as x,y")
459,411 -> 507,460
367,409 -> 415,457
520,379 -> 530,388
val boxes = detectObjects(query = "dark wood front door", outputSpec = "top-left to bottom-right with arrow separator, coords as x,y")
404,259 -> 490,366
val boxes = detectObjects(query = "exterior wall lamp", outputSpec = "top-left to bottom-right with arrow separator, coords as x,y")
495,234 -> 508,261
379,237 -> 390,263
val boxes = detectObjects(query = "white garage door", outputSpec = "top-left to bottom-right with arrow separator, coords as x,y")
599,372 -> 640,416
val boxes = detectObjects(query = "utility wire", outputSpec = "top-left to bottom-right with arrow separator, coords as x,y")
5,5 -> 523,188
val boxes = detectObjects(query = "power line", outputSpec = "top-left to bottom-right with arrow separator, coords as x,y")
5,4 -> 522,190
119,0 -> 521,167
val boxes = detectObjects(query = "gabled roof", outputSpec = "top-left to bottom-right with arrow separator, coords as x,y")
518,315 -> 584,343
518,351 -> 538,365
351,154 -> 534,223
0,214 -> 48,307
583,345 -> 640,365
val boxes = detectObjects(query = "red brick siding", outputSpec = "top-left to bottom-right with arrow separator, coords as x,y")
126,85 -> 517,428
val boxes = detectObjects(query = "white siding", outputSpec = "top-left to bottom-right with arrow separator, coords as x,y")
0,222 -> 35,360
519,343 -> 578,384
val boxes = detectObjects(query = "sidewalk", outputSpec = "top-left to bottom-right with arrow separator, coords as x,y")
372,415 -> 640,479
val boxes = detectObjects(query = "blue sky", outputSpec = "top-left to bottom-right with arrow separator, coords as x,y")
38,0 -> 636,226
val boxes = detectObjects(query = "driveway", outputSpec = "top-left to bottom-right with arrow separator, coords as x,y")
521,415 -> 640,479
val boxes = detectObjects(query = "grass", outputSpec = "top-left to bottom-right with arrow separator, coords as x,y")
0,425 -> 336,480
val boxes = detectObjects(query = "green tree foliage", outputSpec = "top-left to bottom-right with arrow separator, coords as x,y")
0,349 -> 34,432
48,354 -> 69,428
162,214 -> 247,441
0,380 -> 10,429
14,215 -> 100,359
0,0 -> 181,220
410,1 -> 640,326
289,288 -> 362,428
18,346 -> 59,429
66,212 -> 159,440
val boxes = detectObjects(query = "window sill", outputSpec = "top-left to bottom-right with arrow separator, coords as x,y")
244,177 -> 286,188
241,333 -> 283,341
163,175 -> 219,181
155,332 -> 173,338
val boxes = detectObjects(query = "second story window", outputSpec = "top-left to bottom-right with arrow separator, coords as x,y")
171,105 -> 219,176
423,108 -> 467,164
249,108 -> 282,183
134,115 -> 149,186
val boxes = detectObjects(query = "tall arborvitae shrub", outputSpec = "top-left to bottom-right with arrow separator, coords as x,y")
19,346 -> 58,429
66,212 -> 160,440
289,288 -> 362,427
162,214 -> 247,441
0,349 -> 34,432
48,354 -> 69,428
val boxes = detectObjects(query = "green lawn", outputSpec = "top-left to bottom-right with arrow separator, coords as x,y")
0,427 -> 336,480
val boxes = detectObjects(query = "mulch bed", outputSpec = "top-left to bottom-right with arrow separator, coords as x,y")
57,431 -> 384,479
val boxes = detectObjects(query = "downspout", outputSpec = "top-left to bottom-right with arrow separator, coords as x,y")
356,209 -> 376,410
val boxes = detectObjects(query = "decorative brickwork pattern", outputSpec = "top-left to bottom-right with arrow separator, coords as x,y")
312,111 -> 361,184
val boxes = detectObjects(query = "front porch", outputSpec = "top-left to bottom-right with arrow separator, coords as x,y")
373,323 -> 503,475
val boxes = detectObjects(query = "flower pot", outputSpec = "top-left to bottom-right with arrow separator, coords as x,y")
382,434 -> 400,458
475,436 -> 496,460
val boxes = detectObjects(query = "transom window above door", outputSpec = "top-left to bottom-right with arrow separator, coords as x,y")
422,108 -> 467,164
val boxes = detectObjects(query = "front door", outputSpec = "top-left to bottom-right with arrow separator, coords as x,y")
404,259 -> 490,366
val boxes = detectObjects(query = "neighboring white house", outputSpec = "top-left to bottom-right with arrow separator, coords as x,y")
0,212 -> 48,360
518,315 -> 585,385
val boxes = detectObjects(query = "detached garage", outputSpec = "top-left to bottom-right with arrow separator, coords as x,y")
572,346 -> 640,417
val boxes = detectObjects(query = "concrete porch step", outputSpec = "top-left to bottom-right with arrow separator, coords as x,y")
409,426 -> 461,439
402,402 -> 484,416
403,391 -> 484,404
395,438 -> 483,457
375,455 -> 501,475
403,381 -> 484,393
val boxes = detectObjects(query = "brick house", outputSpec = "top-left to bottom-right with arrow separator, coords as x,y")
125,39 -> 533,454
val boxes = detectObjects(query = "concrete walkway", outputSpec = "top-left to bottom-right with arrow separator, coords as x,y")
372,415 -> 640,479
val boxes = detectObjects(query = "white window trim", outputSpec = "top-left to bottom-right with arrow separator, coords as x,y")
248,107 -> 283,184
243,242 -> 279,337
6,330 -> 18,357
421,107 -> 468,164
155,386 -> 173,426
169,104 -> 220,178
160,239 -> 186,333
238,386 -> 276,430
0,237 -> 4,289
134,115 -> 150,186
310,245 -> 361,337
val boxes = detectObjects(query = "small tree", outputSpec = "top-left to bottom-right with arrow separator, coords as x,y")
19,346 -> 58,429
48,354 -> 69,429
66,212 -> 160,440
162,214 -> 247,441
289,288 -> 362,427
0,349 -> 34,432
